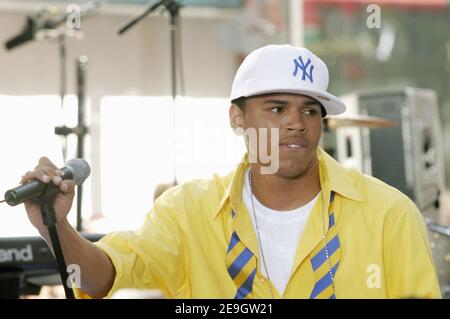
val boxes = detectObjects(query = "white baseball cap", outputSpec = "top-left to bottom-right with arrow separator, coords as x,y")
230,44 -> 346,116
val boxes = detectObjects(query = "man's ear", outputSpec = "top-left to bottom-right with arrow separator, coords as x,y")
229,104 -> 244,134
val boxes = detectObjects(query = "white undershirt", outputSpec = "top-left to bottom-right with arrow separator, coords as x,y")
242,169 -> 319,296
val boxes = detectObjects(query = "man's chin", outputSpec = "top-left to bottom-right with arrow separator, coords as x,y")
274,166 -> 309,179
276,157 -> 316,178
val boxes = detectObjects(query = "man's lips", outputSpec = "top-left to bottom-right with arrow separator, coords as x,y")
279,140 -> 308,150
279,138 -> 308,148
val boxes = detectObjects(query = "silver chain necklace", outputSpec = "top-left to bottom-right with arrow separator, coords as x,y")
248,168 -> 336,298
248,169 -> 275,299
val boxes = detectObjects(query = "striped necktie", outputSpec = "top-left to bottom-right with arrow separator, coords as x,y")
226,191 -> 340,299
225,211 -> 257,299
309,191 -> 340,299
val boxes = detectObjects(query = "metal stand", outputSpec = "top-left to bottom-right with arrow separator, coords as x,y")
41,28 -> 84,164
58,33 -> 68,162
3,3 -> 99,298
76,57 -> 89,231
6,19 -> 89,232
55,56 -> 89,231
39,200 -> 74,299
25,27 -> 88,232
119,0 -> 182,185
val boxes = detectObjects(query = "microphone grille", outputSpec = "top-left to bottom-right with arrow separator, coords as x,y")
65,158 -> 91,185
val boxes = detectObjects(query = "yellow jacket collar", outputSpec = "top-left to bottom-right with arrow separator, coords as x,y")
214,147 -> 363,219
317,147 -> 364,202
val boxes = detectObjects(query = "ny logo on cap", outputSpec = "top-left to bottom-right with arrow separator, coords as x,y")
292,56 -> 314,83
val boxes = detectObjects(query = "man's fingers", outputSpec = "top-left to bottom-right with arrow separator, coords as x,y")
22,165 -> 61,185
60,180 -> 75,193
38,156 -> 58,169
21,170 -> 38,184
20,171 -> 74,193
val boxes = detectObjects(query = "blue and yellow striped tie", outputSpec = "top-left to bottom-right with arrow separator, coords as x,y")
309,191 -> 340,299
226,211 -> 257,299
226,192 -> 340,299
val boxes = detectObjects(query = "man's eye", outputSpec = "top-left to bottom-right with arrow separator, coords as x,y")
270,107 -> 283,113
303,109 -> 318,116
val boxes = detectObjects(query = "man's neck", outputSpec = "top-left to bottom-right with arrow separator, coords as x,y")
248,159 -> 321,211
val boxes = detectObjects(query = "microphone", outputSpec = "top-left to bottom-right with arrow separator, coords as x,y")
5,16 -> 36,50
3,159 -> 90,207
5,1 -> 102,50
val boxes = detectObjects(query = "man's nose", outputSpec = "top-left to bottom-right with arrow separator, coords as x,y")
285,111 -> 308,133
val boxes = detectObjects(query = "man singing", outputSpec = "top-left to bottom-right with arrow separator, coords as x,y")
22,44 -> 441,298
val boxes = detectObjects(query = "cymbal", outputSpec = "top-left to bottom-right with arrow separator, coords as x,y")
325,114 -> 397,129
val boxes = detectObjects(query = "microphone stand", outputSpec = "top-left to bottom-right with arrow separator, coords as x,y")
38,197 -> 74,299
76,57 -> 89,232
55,56 -> 89,232
58,32 -> 69,162
4,3 -> 98,297
5,2 -> 100,232
14,25 -> 88,231
118,0 -> 181,185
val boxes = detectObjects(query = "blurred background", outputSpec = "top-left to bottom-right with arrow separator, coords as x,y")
0,0 -> 448,298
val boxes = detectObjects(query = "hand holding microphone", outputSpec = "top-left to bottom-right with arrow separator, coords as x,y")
3,157 -> 90,236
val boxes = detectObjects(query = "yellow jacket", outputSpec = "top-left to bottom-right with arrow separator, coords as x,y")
76,147 -> 441,299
